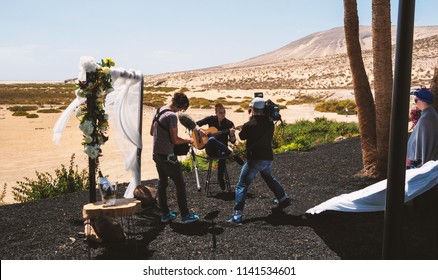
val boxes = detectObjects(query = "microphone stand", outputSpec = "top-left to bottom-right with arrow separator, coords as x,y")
190,141 -> 202,192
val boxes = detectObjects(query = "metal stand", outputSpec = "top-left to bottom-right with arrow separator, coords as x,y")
205,157 -> 231,196
190,145 -> 202,191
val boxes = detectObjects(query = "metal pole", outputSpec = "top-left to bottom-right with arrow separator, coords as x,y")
86,73 -> 97,203
137,76 -> 144,186
382,0 -> 415,259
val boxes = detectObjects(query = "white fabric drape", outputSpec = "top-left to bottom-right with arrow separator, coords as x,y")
105,69 -> 143,198
306,160 -> 438,214
52,96 -> 86,145
52,61 -> 143,199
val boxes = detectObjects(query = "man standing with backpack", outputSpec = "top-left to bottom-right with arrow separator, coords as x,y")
150,92 -> 200,224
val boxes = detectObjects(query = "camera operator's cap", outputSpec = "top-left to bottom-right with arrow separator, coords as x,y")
414,88 -> 434,104
250,97 -> 265,109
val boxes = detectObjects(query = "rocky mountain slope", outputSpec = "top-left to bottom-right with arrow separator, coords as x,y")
144,26 -> 438,91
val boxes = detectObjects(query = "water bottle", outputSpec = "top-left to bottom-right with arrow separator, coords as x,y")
98,171 -> 116,206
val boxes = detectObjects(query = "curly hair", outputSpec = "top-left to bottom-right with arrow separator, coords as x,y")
172,92 -> 189,111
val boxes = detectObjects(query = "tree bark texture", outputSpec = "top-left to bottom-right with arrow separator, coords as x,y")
372,0 -> 393,178
344,0 -> 378,176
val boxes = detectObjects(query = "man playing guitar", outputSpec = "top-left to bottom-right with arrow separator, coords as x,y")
195,103 -> 244,190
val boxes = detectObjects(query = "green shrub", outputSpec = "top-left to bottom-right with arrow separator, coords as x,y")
12,154 -> 88,203
0,83 -> 74,105
0,183 -> 6,205
286,94 -> 323,105
221,100 -> 241,106
314,99 -> 356,115
181,153 -> 210,173
26,113 -> 39,118
189,97 -> 214,108
36,108 -> 62,113
12,111 -> 29,117
275,117 -> 359,152
8,105 -> 39,112
144,86 -> 178,93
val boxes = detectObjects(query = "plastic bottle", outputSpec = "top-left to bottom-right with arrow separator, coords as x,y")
98,171 -> 116,206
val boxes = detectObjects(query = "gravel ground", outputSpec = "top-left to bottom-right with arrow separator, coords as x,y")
1,137 -> 437,260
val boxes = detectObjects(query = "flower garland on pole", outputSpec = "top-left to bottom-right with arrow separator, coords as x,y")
75,56 -> 115,202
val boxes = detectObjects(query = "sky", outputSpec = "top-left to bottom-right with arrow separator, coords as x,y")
1,0 -> 437,81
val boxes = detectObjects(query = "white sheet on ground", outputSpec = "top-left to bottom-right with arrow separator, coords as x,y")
306,160 -> 438,214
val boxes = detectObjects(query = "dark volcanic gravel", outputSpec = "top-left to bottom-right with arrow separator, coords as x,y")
1,137 -> 437,260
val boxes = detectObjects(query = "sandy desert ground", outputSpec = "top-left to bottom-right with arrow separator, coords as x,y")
0,90 -> 358,204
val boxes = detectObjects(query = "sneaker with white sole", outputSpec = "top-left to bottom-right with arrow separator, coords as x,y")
181,213 -> 199,224
227,210 -> 243,224
161,211 -> 177,223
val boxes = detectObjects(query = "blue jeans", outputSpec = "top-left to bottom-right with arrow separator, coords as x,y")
234,160 -> 286,211
205,137 -> 231,179
153,154 -> 189,217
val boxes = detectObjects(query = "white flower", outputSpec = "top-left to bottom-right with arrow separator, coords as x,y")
102,67 -> 110,74
79,56 -> 98,73
75,107 -> 82,117
75,88 -> 85,98
84,135 -> 93,144
84,144 -> 100,159
79,120 -> 94,136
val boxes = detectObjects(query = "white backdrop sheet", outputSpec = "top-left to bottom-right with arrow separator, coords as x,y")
306,160 -> 438,214
53,66 -> 143,199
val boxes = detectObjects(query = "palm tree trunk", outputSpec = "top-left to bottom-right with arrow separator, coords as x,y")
344,0 -> 378,176
372,0 -> 393,178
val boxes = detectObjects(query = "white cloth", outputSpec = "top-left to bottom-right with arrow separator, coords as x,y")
105,68 -> 143,198
52,96 -> 86,145
306,160 -> 438,214
52,58 -> 143,199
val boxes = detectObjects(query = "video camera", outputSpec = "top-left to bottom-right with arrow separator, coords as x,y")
253,92 -> 282,122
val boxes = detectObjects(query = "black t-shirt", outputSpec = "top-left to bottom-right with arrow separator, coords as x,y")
196,115 -> 234,145
239,115 -> 274,160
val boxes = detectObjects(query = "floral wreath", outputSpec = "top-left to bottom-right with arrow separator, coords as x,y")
75,57 -> 115,160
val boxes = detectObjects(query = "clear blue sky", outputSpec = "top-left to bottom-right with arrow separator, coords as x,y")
1,0 -> 437,81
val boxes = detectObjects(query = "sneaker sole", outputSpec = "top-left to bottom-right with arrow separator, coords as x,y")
161,218 -> 177,223
226,219 -> 242,225
161,215 -> 177,223
181,218 -> 199,224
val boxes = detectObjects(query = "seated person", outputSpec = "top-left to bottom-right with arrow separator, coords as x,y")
406,88 -> 438,168
196,103 -> 244,190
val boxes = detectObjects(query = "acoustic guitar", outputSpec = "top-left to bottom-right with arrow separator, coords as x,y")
192,126 -> 241,150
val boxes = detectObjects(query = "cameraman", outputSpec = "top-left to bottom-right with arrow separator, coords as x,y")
227,97 -> 291,224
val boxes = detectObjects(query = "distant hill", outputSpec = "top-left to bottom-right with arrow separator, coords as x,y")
220,25 -> 438,68
144,25 -> 438,90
